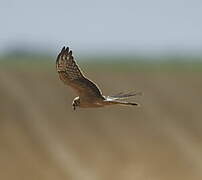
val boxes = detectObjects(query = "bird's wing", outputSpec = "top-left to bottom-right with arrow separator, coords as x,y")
56,47 -> 104,100
107,91 -> 142,100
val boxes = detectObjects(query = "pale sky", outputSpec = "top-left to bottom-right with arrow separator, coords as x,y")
1,0 -> 202,55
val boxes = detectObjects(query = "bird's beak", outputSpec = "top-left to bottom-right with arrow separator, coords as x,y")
73,105 -> 76,111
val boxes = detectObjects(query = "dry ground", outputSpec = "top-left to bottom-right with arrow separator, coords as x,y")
0,61 -> 202,180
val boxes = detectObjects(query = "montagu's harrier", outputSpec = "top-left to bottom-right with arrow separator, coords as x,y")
56,47 -> 140,110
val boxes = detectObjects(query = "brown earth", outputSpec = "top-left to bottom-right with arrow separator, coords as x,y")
0,63 -> 202,180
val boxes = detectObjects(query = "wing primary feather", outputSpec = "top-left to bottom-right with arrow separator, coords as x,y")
108,91 -> 142,100
62,46 -> 65,51
65,47 -> 69,52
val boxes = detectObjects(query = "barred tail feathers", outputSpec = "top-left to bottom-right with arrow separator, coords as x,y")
105,100 -> 139,106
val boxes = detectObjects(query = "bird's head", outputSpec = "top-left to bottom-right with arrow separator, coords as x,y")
72,96 -> 80,110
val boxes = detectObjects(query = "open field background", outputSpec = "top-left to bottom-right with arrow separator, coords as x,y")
0,56 -> 202,180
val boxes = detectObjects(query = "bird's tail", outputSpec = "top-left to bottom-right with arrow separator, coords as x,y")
114,101 -> 139,106
105,100 -> 139,106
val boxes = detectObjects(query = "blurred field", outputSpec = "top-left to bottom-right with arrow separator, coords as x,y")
0,56 -> 202,180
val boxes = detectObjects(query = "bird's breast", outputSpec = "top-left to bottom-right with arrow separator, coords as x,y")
79,100 -> 105,108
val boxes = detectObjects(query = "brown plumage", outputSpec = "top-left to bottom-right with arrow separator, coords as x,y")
56,46 -> 140,110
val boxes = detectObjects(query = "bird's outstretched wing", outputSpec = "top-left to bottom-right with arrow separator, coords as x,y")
56,47 -> 104,100
107,91 -> 142,100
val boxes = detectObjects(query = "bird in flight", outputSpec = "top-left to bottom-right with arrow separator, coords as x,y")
56,47 -> 140,110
